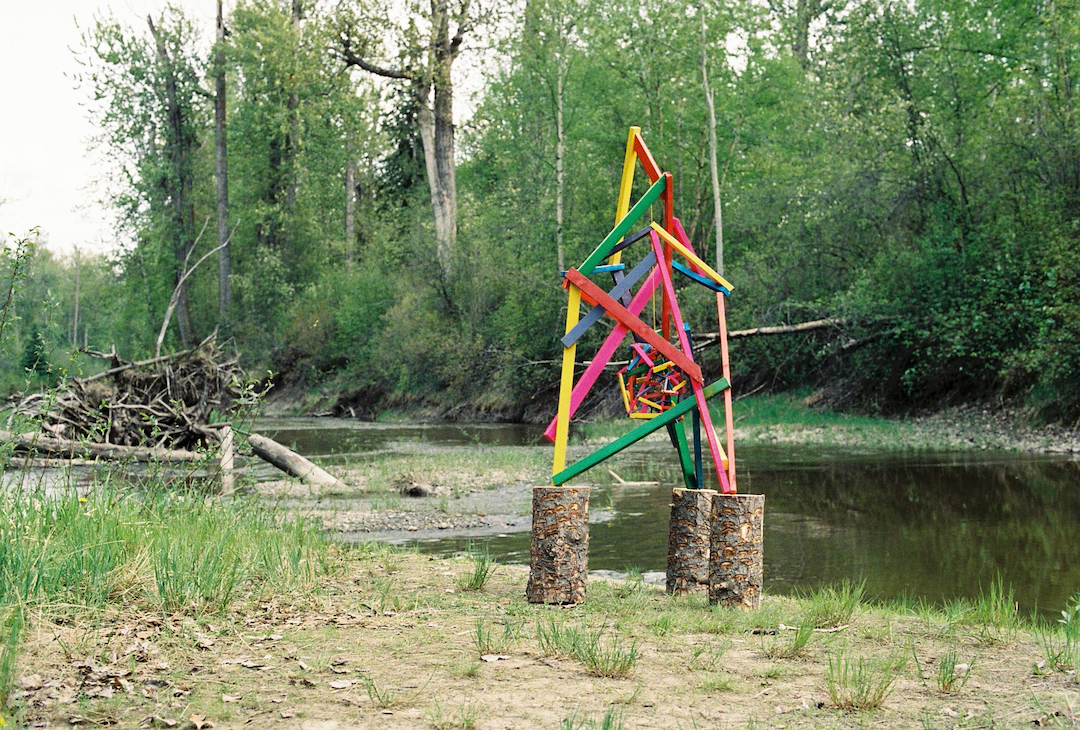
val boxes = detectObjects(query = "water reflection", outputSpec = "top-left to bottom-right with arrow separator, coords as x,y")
411,441 -> 1080,615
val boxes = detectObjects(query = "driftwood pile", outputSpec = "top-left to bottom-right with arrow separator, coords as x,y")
11,336 -> 247,452
5,335 -> 348,490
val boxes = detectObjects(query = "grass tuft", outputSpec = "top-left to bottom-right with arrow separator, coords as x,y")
763,619 -> 815,659
558,706 -> 624,730
0,605 -> 24,716
0,485 -> 328,615
456,541 -> 496,592
537,619 -> 640,678
800,580 -> 865,628
362,675 -> 398,708
825,646 -> 907,710
1034,597 -> 1079,677
935,645 -> 974,692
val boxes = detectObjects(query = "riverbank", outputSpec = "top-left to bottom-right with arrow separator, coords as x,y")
574,392 -> 1080,455
10,544 -> 1078,729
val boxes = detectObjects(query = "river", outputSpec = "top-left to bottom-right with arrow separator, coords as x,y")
259,418 -> 1079,614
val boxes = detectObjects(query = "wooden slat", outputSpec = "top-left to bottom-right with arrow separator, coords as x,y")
552,285 -> 581,477
667,420 -> 698,490
650,231 -> 731,493
609,127 -> 641,266
633,133 -> 662,182
717,291 -> 737,492
673,260 -> 731,295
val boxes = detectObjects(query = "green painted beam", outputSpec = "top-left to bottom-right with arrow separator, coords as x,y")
552,378 -> 729,486
577,177 -> 668,276
667,420 -> 698,490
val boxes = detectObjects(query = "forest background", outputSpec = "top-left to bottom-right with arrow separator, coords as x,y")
2,0 -> 1077,425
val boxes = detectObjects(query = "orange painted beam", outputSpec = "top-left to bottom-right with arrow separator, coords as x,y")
633,133 -> 661,183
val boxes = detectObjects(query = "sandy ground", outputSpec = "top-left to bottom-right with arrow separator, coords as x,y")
12,551 -> 1078,730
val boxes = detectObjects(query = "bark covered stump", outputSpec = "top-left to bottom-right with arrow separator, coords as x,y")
526,486 -> 589,605
709,493 -> 765,609
666,488 -> 717,595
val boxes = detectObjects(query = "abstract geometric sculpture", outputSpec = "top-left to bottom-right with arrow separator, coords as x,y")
544,127 -> 738,494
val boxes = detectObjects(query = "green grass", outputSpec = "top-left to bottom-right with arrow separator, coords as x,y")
762,619 -> 815,659
558,706 -> 624,730
362,675 -> 398,709
0,476 -> 333,723
537,619 -> 640,678
0,605 -> 24,720
935,645 -> 974,692
457,541 -> 497,592
825,646 -> 907,710
0,485 -> 328,613
689,639 -> 731,671
1034,597 -> 1079,677
800,580 -> 865,628
940,577 -> 1022,644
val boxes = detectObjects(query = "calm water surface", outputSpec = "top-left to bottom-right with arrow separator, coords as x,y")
260,418 -> 1080,614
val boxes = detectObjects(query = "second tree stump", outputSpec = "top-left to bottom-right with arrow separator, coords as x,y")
526,485 -> 590,604
666,488 -> 717,595
709,493 -> 765,609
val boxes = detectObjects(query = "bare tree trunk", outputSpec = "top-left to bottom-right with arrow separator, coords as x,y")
792,0 -> 822,70
700,4 -> 724,275
526,486 -> 589,604
344,138 -> 356,269
339,0 -> 468,280
248,432 -> 348,490
285,0 -> 302,217
430,2 -> 458,277
215,0 -> 231,323
555,68 -> 565,273
709,493 -> 765,609
148,15 -> 194,346
667,488 -> 717,595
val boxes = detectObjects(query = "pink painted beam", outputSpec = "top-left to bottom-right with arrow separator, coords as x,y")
650,231 -> 732,493
542,268 -> 662,443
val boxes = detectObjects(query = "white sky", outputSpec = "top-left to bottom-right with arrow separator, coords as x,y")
0,1 -> 219,256
0,1 -> 500,258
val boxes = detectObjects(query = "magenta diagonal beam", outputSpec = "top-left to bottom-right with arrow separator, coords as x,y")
543,267 -> 663,443
650,231 -> 732,494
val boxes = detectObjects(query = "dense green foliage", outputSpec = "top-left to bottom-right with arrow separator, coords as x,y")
2,0 -> 1076,421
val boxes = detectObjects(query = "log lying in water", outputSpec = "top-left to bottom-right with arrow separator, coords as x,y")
0,430 -> 204,462
247,432 -> 347,490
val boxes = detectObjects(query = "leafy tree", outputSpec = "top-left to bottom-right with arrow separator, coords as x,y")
77,8 -> 210,350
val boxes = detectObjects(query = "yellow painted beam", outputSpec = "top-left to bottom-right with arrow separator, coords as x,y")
650,222 -> 735,293
617,371 -> 632,414
609,126 -> 640,266
552,285 -> 582,478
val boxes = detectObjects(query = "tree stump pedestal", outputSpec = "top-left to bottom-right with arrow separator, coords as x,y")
709,493 -> 764,609
526,485 -> 589,605
666,488 -> 717,595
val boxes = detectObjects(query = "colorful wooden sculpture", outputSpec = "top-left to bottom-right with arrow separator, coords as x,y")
546,127 -> 738,494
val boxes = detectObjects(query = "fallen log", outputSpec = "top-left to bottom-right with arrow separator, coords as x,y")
0,430 -> 204,462
692,317 -> 850,352
247,432 -> 347,490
